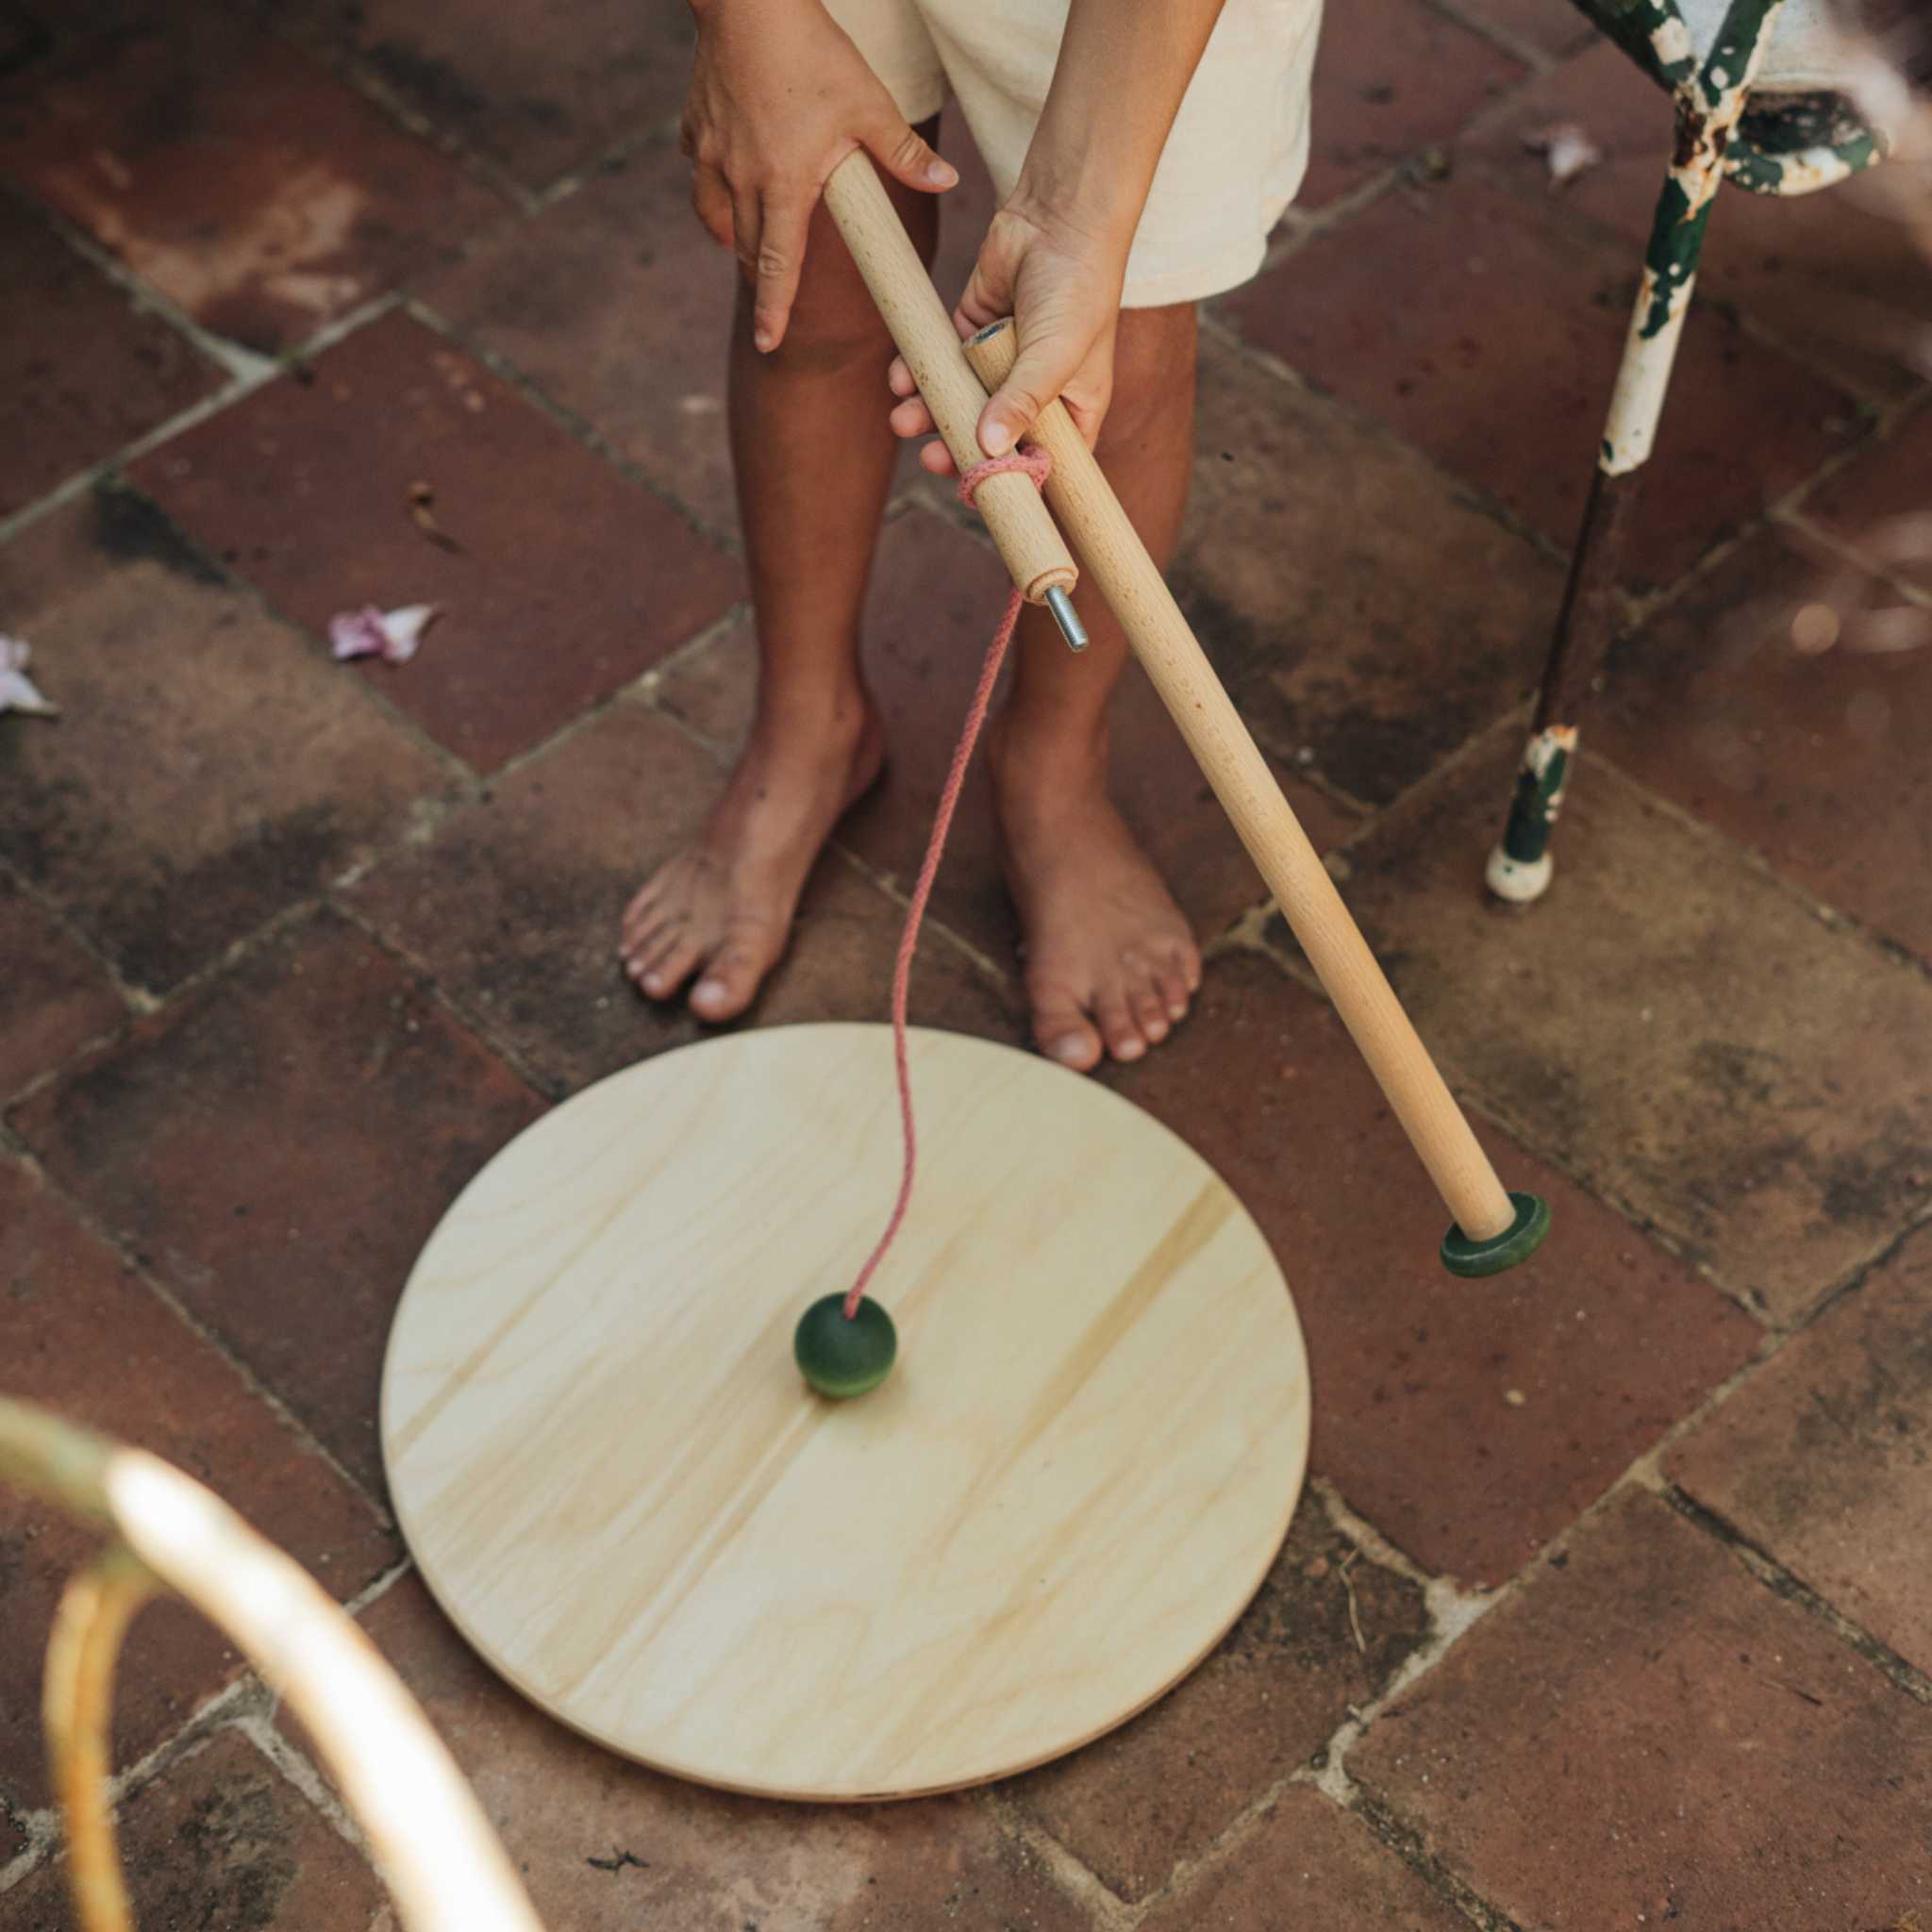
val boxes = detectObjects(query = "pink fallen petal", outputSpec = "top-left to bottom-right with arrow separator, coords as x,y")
0,634 -> 58,717
1524,122 -> 1605,190
329,603 -> 438,664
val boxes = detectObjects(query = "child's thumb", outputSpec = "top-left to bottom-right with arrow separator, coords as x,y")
863,115 -> 958,193
976,344 -> 1068,458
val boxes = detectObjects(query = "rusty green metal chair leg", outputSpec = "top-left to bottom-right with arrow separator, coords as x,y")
1487,0 -> 1891,905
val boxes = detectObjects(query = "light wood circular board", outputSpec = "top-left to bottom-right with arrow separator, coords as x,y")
383,1024 -> 1308,1802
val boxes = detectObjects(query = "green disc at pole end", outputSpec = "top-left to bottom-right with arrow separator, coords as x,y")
1441,1191 -> 1552,1278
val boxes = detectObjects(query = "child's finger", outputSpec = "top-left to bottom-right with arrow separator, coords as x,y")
751,192 -> 811,352
889,395 -> 936,440
918,438 -> 958,478
887,354 -> 916,398
689,163 -> 734,250
862,111 -> 958,193
730,186 -> 762,281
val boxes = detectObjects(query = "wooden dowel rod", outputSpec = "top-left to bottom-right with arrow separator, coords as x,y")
823,153 -> 1076,606
963,319 -> 1516,1246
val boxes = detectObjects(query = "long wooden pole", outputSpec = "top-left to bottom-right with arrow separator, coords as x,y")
964,316 -> 1516,1245
825,153 -> 1545,1272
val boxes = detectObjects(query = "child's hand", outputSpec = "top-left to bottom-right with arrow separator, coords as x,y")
886,203 -> 1127,475
682,0 -> 957,353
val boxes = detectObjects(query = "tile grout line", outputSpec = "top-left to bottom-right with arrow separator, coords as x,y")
482,596 -> 756,791
1298,1204 -> 1932,1907
1781,508 -> 1932,612
0,286 -> 403,544
0,1675 -> 264,1896
1195,308 -> 1577,576
982,1795 -> 1140,1932
254,16 -> 540,216
1655,1483 -> 1932,1705
404,296 -> 742,556
0,175 -> 274,387
1420,0 -> 1584,71
325,896 -> 567,1105
0,850 -> 149,1016
1213,693 -> 1932,1319
232,1710 -> 378,1864
0,1123 -> 400,1541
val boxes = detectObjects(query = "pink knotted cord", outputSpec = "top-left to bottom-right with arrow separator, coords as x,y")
842,444 -> 1053,1319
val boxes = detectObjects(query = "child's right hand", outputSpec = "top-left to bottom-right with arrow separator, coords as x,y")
682,0 -> 957,353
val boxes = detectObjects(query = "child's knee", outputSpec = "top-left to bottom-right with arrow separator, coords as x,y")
750,221 -> 897,375
1100,304 -> 1199,446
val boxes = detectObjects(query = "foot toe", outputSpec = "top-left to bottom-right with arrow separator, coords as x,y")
689,942 -> 771,1023
1172,940 -> 1203,996
636,932 -> 703,999
1128,974 -> 1171,1046
1095,990 -> 1146,1064
1031,986 -> 1103,1072
1155,961 -> 1191,1025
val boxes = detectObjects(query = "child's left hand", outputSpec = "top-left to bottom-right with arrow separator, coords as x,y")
885,199 -> 1128,475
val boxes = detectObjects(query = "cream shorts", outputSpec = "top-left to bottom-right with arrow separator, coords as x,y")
824,0 -> 1324,307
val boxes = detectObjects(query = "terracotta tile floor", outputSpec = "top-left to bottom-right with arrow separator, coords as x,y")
4,4 -> 1929,1925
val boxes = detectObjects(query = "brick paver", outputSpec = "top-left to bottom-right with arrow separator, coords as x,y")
131,309 -> 745,770
0,197 -> 223,519
1139,1785 -> 1472,1932
0,6 -> 509,354
0,1158 -> 395,1810
1803,400 -> 1932,596
1012,1499 -> 1428,1903
275,0 -> 697,191
419,139 -> 741,536
9,910 -> 544,1494
1227,163 -> 1861,586
343,694 -> 1021,1094
0,1730 -> 387,1931
1591,524 -> 1932,964
0,490 -> 449,994
1355,1490 -> 1932,1929
1326,737 -> 1932,1318
0,879 -> 122,1102
1177,334 -> 1564,807
1670,1220 -> 1932,1679
1108,952 -> 1758,1584
1297,0 -> 1526,210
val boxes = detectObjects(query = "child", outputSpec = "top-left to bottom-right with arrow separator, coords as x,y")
620,0 -> 1323,1070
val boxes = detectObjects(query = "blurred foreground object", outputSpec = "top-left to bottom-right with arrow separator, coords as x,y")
0,1399 -> 546,1932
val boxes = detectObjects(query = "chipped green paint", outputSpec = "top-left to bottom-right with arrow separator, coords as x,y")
1499,726 -> 1577,867
1726,123 -> 1882,195
1566,0 -> 1698,88
1600,0 -> 1783,467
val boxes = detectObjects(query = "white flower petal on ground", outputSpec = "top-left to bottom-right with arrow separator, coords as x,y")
328,603 -> 438,664
1524,122 -> 1605,190
0,635 -> 58,717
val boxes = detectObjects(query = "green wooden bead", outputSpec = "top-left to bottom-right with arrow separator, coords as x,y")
794,1294 -> 897,1399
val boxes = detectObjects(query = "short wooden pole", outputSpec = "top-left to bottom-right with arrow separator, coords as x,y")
823,153 -> 1077,607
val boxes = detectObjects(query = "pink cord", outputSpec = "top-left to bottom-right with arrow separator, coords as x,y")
842,447 -> 1053,1318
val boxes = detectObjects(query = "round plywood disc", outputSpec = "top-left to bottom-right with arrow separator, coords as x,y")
383,1024 -> 1308,1802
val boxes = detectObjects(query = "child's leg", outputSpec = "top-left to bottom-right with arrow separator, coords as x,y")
620,150 -> 941,1018
989,300 -> 1201,1071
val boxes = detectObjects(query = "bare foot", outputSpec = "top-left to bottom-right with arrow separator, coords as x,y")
987,713 -> 1201,1071
620,694 -> 884,1022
